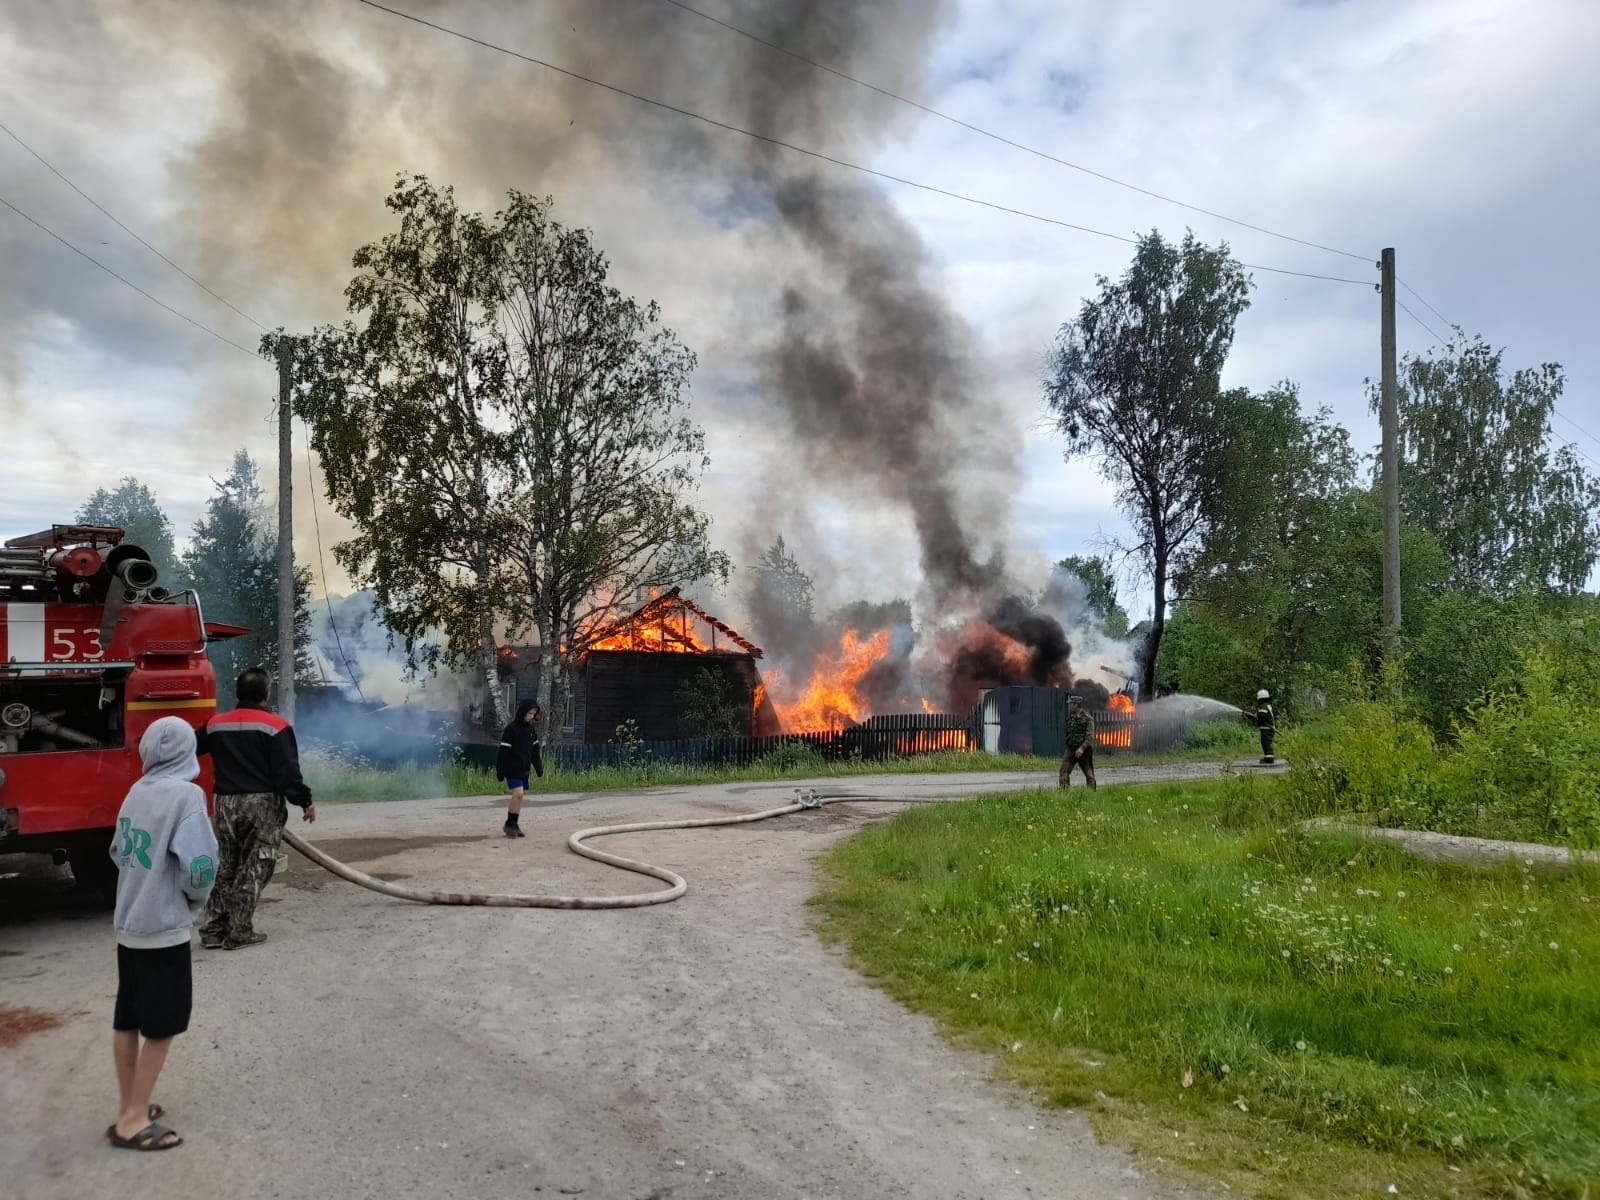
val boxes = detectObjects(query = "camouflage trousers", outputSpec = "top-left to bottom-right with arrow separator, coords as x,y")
199,792 -> 286,944
1059,743 -> 1097,789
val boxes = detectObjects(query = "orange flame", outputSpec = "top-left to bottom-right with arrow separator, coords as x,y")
919,697 -> 935,714
895,729 -> 969,754
768,628 -> 891,731
1100,692 -> 1136,748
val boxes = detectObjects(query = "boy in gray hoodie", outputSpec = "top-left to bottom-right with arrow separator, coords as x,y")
106,716 -> 218,1151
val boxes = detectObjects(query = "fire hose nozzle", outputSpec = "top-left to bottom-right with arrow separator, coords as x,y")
794,787 -> 823,809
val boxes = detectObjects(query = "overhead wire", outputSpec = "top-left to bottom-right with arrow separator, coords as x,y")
0,191 -> 259,358
354,0 -> 1374,288
0,118 -> 268,332
1397,278 -> 1600,466
2,130 -> 364,657
657,0 -> 1370,265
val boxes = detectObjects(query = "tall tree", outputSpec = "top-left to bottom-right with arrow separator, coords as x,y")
748,536 -> 816,638
1055,554 -> 1129,636
488,190 -> 729,733
1376,335 -> 1600,593
183,451 -> 312,690
294,177 -> 727,741
76,477 -> 180,583
1044,231 -> 1252,698
290,176 -> 514,731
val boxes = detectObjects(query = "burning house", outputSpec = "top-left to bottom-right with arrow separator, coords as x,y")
498,589 -> 776,744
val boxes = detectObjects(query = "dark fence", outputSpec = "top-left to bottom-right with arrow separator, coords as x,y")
456,711 -> 978,773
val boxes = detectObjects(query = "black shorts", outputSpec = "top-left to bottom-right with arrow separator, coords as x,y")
113,943 -> 193,1039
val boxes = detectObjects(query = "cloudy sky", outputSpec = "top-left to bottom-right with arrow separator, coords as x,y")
2,0 -> 1596,624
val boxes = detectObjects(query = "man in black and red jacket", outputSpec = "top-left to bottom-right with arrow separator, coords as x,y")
195,668 -> 314,950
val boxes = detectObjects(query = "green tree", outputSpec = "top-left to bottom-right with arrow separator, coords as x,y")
489,190 -> 729,734
1044,231 -> 1252,698
294,177 -> 728,742
748,536 -> 816,639
183,451 -> 312,691
674,666 -> 749,738
1377,335 -> 1600,593
287,176 -> 512,732
76,477 -> 181,583
1055,554 -> 1129,636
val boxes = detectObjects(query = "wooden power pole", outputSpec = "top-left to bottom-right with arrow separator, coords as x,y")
1379,247 -> 1402,645
276,340 -> 296,722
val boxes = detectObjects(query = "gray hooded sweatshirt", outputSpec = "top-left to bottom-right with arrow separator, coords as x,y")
109,716 -> 219,949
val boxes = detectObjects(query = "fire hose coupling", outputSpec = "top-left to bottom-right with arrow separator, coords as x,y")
794,786 -> 823,809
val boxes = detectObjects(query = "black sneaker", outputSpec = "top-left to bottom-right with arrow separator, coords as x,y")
503,822 -> 524,839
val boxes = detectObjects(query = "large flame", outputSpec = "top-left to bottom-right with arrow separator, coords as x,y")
1100,691 -> 1136,748
768,628 -> 891,731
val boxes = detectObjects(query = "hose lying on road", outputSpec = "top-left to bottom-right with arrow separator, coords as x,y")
280,788 -> 912,910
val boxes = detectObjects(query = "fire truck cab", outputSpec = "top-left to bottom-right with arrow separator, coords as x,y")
0,524 -> 239,893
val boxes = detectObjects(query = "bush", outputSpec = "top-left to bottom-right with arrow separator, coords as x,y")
759,742 -> 827,773
1184,717 -> 1257,756
1274,700 -> 1446,827
1440,622 -> 1600,846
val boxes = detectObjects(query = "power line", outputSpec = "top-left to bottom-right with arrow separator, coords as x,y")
304,425 -> 368,704
0,191 -> 260,358
355,0 -> 1373,288
1397,295 -> 1600,471
1397,299 -> 1448,347
1398,278 -> 1455,332
0,118 -> 268,332
658,0 -> 1370,265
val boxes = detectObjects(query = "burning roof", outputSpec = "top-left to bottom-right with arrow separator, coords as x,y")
581,588 -> 763,659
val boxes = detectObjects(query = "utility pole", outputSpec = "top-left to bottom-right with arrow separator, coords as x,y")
1379,247 -> 1402,647
276,340 -> 296,722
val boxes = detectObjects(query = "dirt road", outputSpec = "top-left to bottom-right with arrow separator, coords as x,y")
1,764 -> 1258,1199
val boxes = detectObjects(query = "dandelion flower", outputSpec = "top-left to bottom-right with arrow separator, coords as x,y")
1550,942 -> 1560,951
1295,1040 -> 1307,1051
1282,949 -> 1292,959
1452,944 -> 1463,952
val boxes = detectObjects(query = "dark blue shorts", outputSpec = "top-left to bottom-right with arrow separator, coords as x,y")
506,779 -> 528,791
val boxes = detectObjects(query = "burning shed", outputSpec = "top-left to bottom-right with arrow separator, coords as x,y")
499,589 -> 776,744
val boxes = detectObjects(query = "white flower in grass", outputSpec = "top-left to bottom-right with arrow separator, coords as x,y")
1295,1040 -> 1307,1051
1549,942 -> 1560,951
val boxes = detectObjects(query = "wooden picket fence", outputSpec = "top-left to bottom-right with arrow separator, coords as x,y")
456,711 -> 978,773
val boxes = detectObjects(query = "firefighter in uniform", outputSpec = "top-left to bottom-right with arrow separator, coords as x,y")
1059,694 -> 1097,790
1256,689 -> 1277,763
196,668 -> 314,949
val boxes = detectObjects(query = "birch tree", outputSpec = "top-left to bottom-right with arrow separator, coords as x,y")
290,176 -> 516,730
1044,232 -> 1251,699
488,192 -> 729,734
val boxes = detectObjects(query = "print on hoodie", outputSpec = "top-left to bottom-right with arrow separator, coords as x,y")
109,716 -> 220,949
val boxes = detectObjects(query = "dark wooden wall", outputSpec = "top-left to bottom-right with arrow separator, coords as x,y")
582,651 -> 758,743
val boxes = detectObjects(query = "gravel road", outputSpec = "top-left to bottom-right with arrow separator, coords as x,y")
1,763 -> 1263,1199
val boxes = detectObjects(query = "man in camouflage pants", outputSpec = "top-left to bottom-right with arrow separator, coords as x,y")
196,669 -> 315,950
1059,694 -> 1097,790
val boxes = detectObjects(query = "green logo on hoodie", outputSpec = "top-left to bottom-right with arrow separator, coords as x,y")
117,817 -> 153,869
191,855 -> 215,890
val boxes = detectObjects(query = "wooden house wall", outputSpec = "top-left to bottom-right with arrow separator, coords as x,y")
582,651 -> 757,743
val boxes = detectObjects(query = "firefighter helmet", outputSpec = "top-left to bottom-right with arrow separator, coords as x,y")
1257,689 -> 1270,701
1067,694 -> 1083,706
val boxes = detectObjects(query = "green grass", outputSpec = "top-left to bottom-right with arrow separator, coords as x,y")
301,718 -> 1263,804
812,779 -> 1600,1198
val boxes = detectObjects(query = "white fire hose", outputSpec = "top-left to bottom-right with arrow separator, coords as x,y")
279,788 -> 923,909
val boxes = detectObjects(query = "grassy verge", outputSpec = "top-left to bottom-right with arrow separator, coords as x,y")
302,718 -> 1261,804
812,779 -> 1600,1198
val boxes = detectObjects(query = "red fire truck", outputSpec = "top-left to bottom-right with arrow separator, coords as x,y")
0,524 -> 244,892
